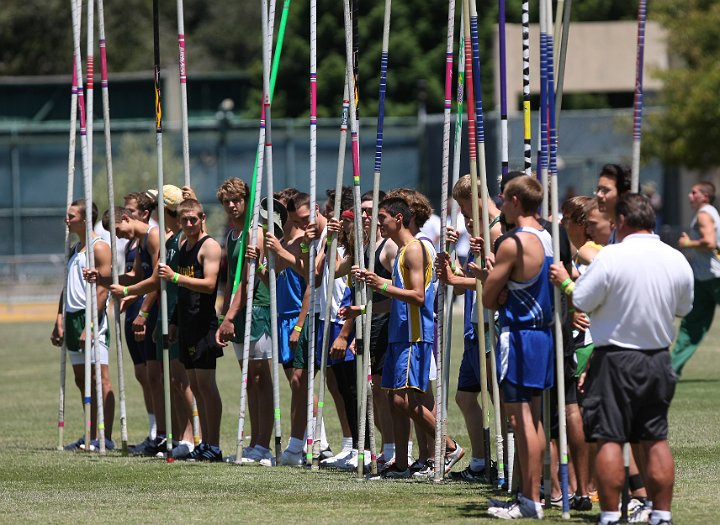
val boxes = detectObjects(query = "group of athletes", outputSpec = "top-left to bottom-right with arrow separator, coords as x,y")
51,162 -> 700,525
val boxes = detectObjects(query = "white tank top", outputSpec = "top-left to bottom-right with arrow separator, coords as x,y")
65,238 -> 110,337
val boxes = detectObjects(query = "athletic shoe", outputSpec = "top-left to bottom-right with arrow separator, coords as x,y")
550,492 -> 574,508
81,438 -> 116,452
279,448 -> 305,466
380,465 -> 413,480
628,503 -> 652,523
128,435 -> 154,455
248,447 -> 275,467
448,465 -> 486,482
487,497 -> 519,510
171,442 -> 194,459
488,500 -> 544,520
408,459 -> 427,473
186,443 -> 223,462
444,440 -> 465,473
143,436 -> 168,457
320,448 -> 354,468
319,447 -> 334,461
64,437 -> 85,451
571,495 -> 593,511
412,459 -> 436,479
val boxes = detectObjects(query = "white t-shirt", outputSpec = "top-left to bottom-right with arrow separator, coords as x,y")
94,220 -> 129,273
419,214 -> 441,251
573,233 -> 694,349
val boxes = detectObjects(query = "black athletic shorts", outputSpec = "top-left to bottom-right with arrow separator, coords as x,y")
369,313 -> 389,375
582,346 -> 676,443
179,324 -> 223,370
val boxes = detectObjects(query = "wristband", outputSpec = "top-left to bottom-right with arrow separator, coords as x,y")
379,282 -> 388,294
564,282 -> 575,296
172,272 -> 180,284
293,325 -> 303,333
138,311 -> 149,319
122,286 -> 129,297
300,243 -> 309,254
219,315 -> 225,322
560,277 -> 573,290
257,263 -> 266,272
683,239 -> 691,248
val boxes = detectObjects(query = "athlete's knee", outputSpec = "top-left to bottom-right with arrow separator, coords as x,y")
455,390 -> 478,412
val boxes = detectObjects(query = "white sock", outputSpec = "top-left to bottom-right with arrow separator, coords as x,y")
408,440 -> 414,457
383,443 -> 395,458
599,511 -> 621,525
179,440 -> 194,452
469,457 -> 486,471
288,437 -> 303,454
320,419 -> 329,449
341,436 -> 353,451
148,413 -> 157,440
649,510 -> 671,525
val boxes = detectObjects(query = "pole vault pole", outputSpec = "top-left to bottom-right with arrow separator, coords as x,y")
151,0 -> 173,462
433,0 -> 455,483
522,0 -> 531,177
361,0 -> 392,478
234,0 -> 288,466
59,1 -> 80,450
312,82 -> 350,469
462,0 -> 489,474
442,5 -> 465,464
306,0 -> 319,468
554,0 -> 572,128
545,0 -> 570,516
261,0 -> 284,463
341,0 -> 369,478
97,0 -> 128,455
498,0 -> 509,179
176,0 -> 190,187
468,0 -> 503,483
84,0 -> 109,455
69,0 -> 93,454
631,0 -> 647,193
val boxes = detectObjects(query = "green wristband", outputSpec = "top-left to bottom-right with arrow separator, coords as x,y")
122,286 -> 129,297
560,277 -> 572,290
380,282 -> 388,294
172,272 -> 180,284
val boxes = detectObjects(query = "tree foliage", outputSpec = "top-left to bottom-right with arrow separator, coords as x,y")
644,0 -> 720,169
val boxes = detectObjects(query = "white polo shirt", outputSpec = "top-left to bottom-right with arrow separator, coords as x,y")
573,233 -> 694,350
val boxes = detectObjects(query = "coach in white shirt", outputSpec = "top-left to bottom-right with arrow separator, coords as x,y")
554,193 -> 693,525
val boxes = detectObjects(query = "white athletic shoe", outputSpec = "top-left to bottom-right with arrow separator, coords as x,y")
247,447 -> 275,467
344,450 -> 372,470
320,448 -> 354,468
279,448 -> 305,466
488,499 -> 543,520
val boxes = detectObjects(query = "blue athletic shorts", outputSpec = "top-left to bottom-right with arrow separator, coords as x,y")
457,323 -> 493,392
278,315 -> 298,366
501,380 -> 544,403
316,319 -> 355,367
382,341 -> 433,392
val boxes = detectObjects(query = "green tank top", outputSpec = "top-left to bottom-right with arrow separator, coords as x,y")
227,229 -> 270,306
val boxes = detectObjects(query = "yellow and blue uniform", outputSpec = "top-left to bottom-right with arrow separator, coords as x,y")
382,240 -> 435,391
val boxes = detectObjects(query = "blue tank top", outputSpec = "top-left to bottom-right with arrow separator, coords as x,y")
388,239 -> 435,343
137,228 -> 155,280
277,267 -> 306,318
497,226 -> 554,330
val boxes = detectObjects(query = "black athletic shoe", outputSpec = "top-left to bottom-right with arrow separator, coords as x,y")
448,465 -> 485,482
143,436 -> 167,457
408,459 -> 427,473
571,495 -> 593,511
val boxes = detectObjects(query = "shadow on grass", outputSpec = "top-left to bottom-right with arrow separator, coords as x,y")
677,378 -> 720,384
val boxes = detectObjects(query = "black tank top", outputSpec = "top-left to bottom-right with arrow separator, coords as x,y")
177,235 -> 218,343
365,239 -> 392,305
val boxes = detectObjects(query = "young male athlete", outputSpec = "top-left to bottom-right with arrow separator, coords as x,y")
672,181 -> 720,375
350,196 -> 463,479
214,178 -> 274,464
483,177 -> 554,519
108,185 -> 197,459
161,199 -> 224,461
51,199 -> 115,451
436,174 -> 503,481
567,194 -> 693,525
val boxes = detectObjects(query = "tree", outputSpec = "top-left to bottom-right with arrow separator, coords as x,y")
644,0 -> 720,169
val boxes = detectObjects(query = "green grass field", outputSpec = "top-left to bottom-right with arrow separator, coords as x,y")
1,315 -> 719,524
